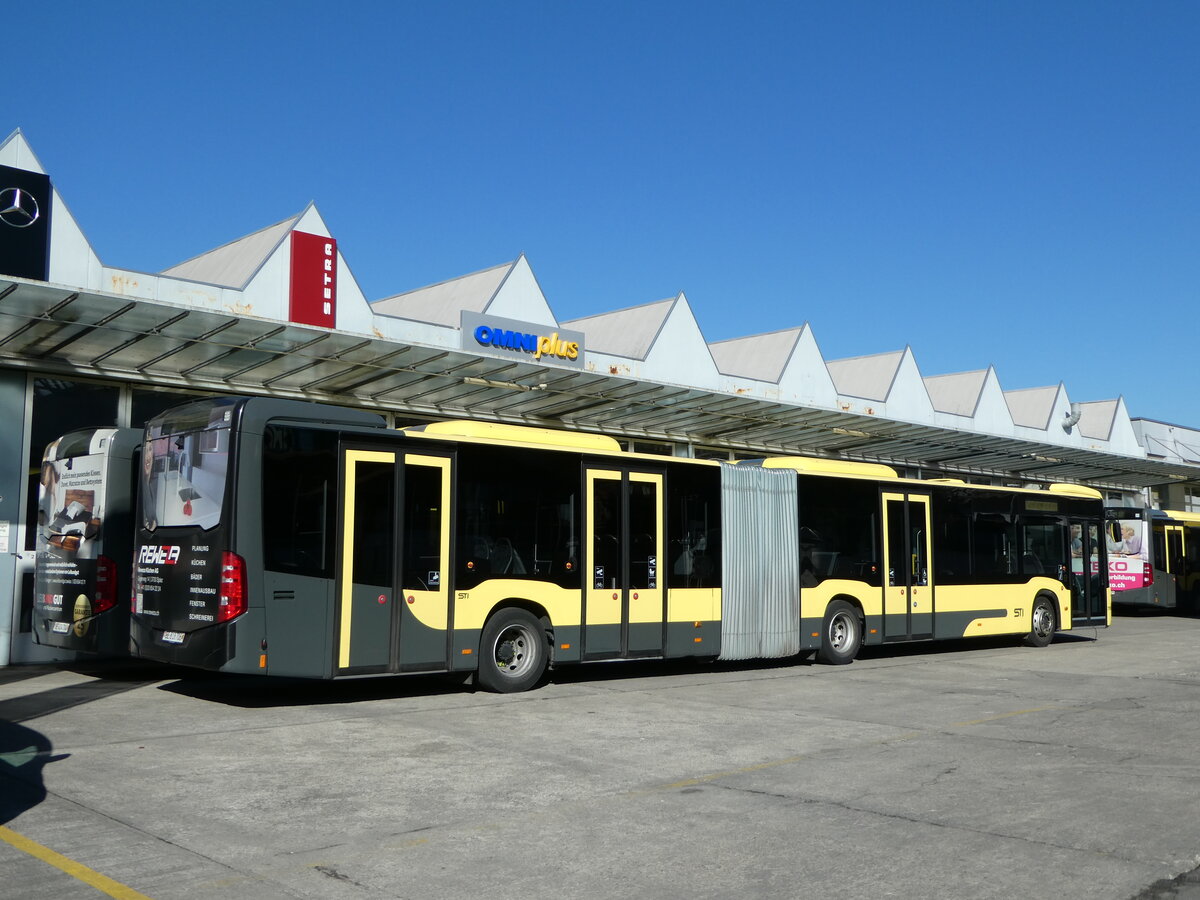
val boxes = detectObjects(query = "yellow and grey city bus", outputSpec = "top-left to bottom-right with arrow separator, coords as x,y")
1105,507 -> 1200,613
129,396 -> 1109,692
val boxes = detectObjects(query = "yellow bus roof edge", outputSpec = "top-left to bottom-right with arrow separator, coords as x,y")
757,456 -> 899,479
407,420 -> 623,453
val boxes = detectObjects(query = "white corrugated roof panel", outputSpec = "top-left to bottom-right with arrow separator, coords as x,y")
1077,399 -> 1118,441
1004,386 -> 1059,429
562,298 -> 674,360
924,370 -> 988,416
709,328 -> 802,382
372,261 -> 514,327
826,350 -> 904,401
161,214 -> 300,288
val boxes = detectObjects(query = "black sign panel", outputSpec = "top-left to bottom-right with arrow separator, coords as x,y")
133,526 -> 227,634
0,164 -> 51,280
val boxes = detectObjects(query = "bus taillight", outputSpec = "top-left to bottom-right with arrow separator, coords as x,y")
94,555 -> 117,614
1143,562 -> 1153,586
218,552 -> 247,623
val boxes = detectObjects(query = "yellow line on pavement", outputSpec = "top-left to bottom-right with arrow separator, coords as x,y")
952,706 -> 1060,727
0,825 -> 153,900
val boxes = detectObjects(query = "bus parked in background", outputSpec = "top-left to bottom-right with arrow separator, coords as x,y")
130,396 -> 1109,692
33,427 -> 140,654
1105,507 -> 1200,613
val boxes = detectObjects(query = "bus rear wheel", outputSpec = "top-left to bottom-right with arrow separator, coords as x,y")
478,608 -> 548,693
817,599 -> 862,665
1025,594 -> 1058,648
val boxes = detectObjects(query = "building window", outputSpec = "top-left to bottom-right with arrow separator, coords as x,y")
628,439 -> 672,456
130,387 -> 209,428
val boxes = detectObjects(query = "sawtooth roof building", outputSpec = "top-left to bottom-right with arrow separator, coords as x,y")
1,127 -> 1197,665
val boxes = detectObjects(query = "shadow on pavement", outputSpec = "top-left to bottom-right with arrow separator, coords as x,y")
158,670 -> 472,707
155,629 -> 1098,703
0,720 -> 68,825
0,661 -> 174,726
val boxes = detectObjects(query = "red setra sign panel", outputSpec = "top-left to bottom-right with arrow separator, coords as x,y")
289,231 -> 337,328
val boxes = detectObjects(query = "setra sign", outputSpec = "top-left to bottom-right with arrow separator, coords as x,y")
289,231 -> 337,328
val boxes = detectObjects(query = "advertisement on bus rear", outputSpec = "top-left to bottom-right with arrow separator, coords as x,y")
133,534 -> 227,635
133,412 -> 234,644
1106,517 -> 1148,591
34,446 -> 108,638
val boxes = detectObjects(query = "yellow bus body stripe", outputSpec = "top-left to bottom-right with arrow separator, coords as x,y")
0,825 -> 153,900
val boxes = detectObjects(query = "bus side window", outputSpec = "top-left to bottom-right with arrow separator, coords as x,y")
457,445 -> 578,589
262,426 -> 337,578
667,465 -> 721,590
972,515 -> 1015,576
401,466 -> 443,591
1152,525 -> 1166,572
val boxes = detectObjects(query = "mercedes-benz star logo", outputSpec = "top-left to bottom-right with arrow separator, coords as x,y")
0,187 -> 40,228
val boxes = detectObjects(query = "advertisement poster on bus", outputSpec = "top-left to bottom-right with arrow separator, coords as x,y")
1106,516 -> 1148,591
34,443 -> 108,637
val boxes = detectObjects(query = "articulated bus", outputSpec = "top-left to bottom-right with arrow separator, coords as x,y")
130,396 -> 1109,692
1105,507 -> 1200,613
33,427 -> 141,654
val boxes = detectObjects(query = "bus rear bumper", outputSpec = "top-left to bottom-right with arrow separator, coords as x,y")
130,616 -> 235,670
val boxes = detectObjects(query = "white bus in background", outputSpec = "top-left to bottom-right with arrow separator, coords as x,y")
1105,507 -> 1200,614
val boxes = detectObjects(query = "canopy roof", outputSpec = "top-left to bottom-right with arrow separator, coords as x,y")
0,274 -> 1191,488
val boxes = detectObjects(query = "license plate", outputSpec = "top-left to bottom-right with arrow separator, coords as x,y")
162,631 -> 185,644
51,621 -> 70,634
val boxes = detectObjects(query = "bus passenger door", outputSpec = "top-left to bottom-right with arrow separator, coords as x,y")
1166,525 -> 1184,578
397,454 -> 451,671
1071,519 -> 1107,626
337,449 -> 396,674
882,492 -> 934,641
1149,523 -> 1174,607
337,449 -> 452,675
584,468 -> 665,658
1165,525 -> 1184,609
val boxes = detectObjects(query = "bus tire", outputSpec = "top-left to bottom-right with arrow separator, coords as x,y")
478,607 -> 548,693
817,599 -> 862,665
1025,594 -> 1058,648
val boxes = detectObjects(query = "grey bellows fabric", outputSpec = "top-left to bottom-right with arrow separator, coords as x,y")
718,463 -> 800,660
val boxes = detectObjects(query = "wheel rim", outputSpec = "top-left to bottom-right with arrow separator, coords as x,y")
828,611 -> 855,651
491,622 -> 537,679
1032,602 -> 1054,639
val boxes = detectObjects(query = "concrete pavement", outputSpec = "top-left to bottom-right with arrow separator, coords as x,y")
3,612 -> 1200,899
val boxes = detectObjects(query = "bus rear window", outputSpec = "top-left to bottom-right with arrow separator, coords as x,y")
141,427 -> 229,530
1105,516 -> 1147,561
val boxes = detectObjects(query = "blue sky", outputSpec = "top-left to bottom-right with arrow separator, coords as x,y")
5,1 -> 1198,425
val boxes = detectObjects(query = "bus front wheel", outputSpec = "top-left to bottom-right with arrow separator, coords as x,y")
1025,595 -> 1058,648
817,599 -> 862,665
478,608 -> 548,693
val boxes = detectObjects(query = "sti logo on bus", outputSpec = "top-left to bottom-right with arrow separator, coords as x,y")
139,545 -> 181,565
